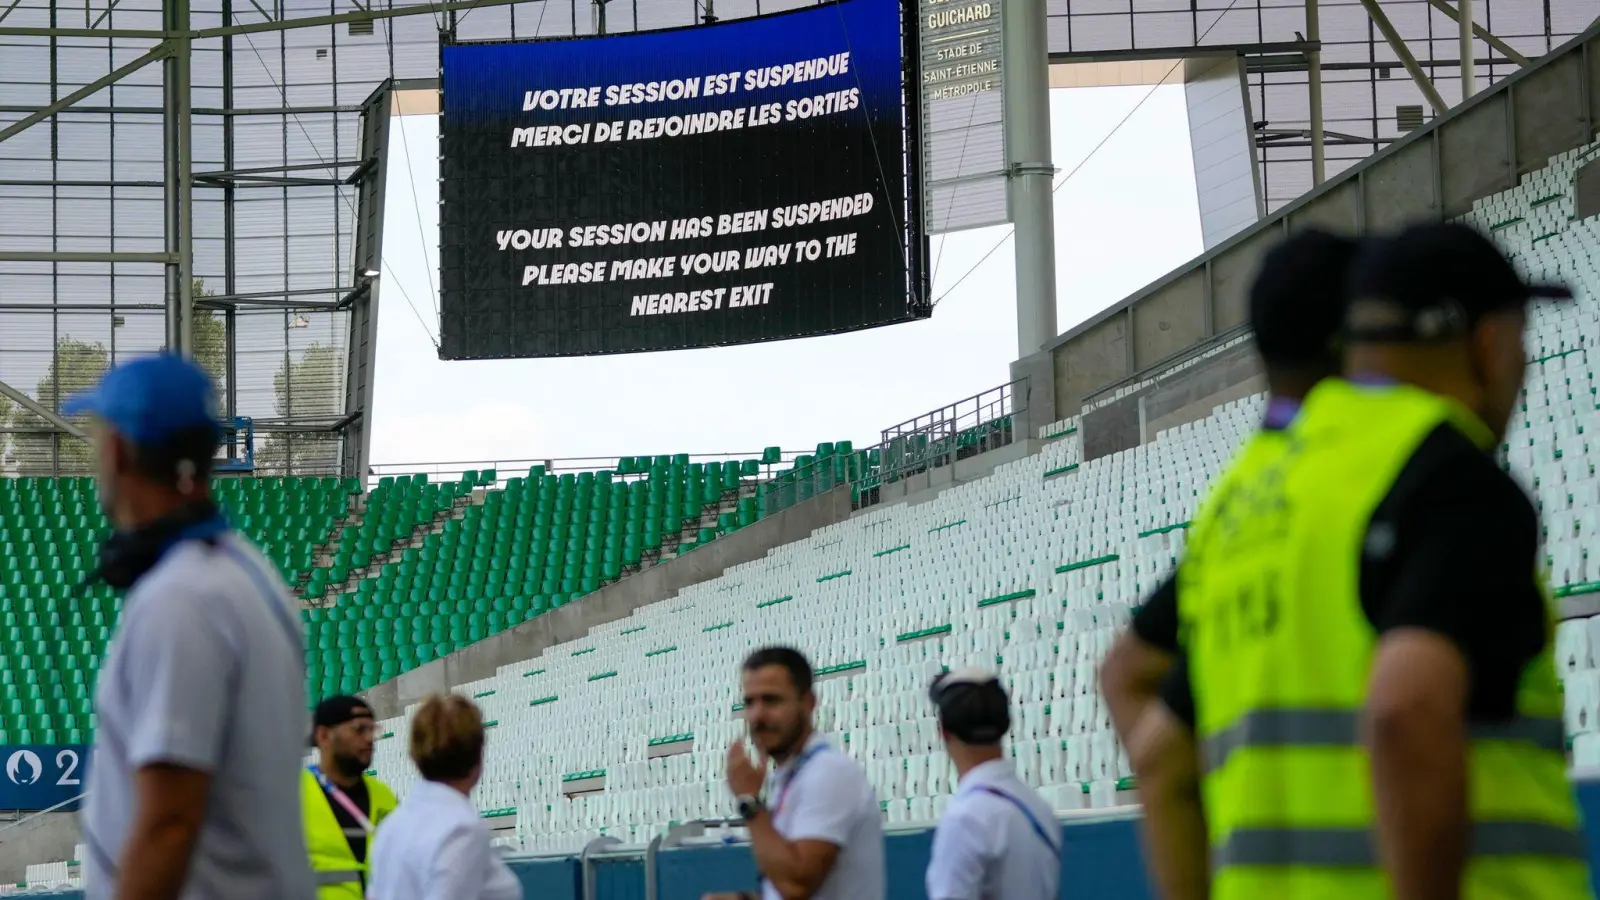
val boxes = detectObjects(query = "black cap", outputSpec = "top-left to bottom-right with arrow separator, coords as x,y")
1346,222 -> 1572,342
929,669 -> 1010,744
314,695 -> 374,730
1249,228 -> 1361,369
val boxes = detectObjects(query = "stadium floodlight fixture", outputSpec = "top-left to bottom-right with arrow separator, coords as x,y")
362,268 -> 380,278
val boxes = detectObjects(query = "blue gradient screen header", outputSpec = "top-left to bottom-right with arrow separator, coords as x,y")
437,0 -> 927,360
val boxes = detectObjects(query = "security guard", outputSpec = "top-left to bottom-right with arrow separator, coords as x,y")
925,670 -> 1059,900
1166,222 -> 1591,899
304,696 -> 399,899
1100,229 -> 1359,900
1102,227 -> 1359,732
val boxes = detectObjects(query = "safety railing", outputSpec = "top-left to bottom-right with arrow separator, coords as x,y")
755,378 -> 1030,517
367,449 -> 813,491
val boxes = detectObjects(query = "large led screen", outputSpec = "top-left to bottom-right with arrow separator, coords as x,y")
438,0 -> 926,359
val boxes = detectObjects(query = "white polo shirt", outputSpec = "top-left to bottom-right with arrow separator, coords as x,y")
764,733 -> 884,900
83,531 -> 315,900
366,779 -> 522,900
926,759 -> 1060,900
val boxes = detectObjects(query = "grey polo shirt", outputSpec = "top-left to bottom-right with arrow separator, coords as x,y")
83,532 -> 316,900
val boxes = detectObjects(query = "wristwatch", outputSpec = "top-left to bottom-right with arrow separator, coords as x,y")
736,794 -> 765,821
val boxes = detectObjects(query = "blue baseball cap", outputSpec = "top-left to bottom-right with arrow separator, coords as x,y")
63,353 -> 222,447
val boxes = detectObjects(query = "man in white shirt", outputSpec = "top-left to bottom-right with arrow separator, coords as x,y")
926,669 -> 1060,900
710,646 -> 884,900
70,354 -> 315,900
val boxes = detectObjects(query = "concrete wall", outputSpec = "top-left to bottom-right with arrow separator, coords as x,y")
1580,156 -> 1600,220
1078,333 -> 1261,460
0,812 -> 78,882
1042,21 -> 1600,418
362,486 -> 858,718
1185,55 -> 1263,250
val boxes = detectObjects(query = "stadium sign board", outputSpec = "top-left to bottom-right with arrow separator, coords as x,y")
0,745 -> 88,811
437,0 -> 929,360
918,0 -> 1008,232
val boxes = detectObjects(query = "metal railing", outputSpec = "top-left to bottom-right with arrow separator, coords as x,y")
755,378 -> 1030,517
366,450 -> 815,491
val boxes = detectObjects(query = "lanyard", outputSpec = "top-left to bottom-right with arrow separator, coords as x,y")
308,765 -> 374,835
771,742 -> 828,817
974,786 -> 1061,858
1262,396 -> 1300,431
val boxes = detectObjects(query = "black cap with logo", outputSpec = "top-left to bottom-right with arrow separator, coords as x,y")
314,695 -> 374,730
1345,222 -> 1571,342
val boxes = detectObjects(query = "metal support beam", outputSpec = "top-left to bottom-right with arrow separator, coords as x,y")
1426,0 -> 1530,66
195,174 -> 351,186
164,0 -> 194,356
1306,0 -> 1325,185
1459,0 -> 1475,100
194,0 -> 545,37
1004,0 -> 1058,357
192,161 -> 360,179
0,43 -> 169,146
1359,0 -> 1449,114
201,285 -> 362,303
197,296 -> 346,310
0,379 -> 88,441
0,250 -> 175,263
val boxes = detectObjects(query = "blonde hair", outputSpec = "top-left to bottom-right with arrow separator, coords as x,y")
409,693 -> 485,782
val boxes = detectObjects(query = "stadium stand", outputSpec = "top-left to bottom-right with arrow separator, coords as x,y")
351,134 -> 1600,854
0,475 -> 358,745
0,447 -> 845,743
8,133 -> 1600,894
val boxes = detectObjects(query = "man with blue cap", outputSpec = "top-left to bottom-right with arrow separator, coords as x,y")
69,353 -> 315,900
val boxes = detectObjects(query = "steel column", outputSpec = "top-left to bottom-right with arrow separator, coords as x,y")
1459,0 -> 1475,100
163,0 -> 193,356
1004,0 -> 1059,357
1306,0 -> 1326,185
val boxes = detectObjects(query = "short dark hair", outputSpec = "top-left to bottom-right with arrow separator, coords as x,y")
129,425 -> 220,489
742,646 -> 814,696
930,676 -> 1011,745
1249,228 -> 1360,374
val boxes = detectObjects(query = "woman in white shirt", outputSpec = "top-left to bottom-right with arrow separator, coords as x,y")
366,694 -> 523,900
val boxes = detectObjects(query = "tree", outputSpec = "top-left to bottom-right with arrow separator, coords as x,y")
0,280 -> 226,475
6,337 -> 111,474
192,279 -> 227,391
0,390 -> 14,472
256,341 -> 343,475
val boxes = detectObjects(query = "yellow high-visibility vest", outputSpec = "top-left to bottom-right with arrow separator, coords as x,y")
1179,377 -> 1591,900
302,768 -> 398,900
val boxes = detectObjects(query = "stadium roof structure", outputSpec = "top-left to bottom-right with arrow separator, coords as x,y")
0,0 -> 1590,477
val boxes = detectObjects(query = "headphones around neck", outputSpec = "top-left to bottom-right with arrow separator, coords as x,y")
91,501 -> 223,590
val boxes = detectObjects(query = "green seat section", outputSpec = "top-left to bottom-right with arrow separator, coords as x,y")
0,474 -> 358,743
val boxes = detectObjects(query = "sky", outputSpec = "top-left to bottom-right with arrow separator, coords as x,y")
367,83 -> 1204,472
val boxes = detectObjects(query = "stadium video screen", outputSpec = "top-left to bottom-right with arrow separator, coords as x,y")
438,0 -> 927,359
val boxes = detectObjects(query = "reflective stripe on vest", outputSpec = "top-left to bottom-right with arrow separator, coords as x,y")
315,870 -> 363,886
1213,821 -> 1588,869
1201,708 -> 1566,774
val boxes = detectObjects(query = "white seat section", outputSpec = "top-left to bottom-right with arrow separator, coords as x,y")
357,136 -> 1600,855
